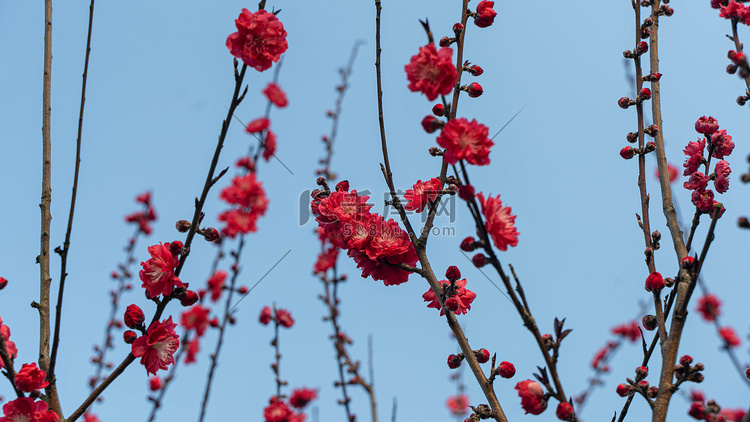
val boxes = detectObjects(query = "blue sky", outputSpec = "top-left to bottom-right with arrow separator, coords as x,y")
0,1 -> 748,421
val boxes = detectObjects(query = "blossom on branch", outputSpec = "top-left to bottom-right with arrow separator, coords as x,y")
437,118 -> 494,165
696,294 -> 722,321
263,82 -> 288,108
14,362 -> 49,392
226,9 -> 288,72
132,317 -> 180,375
515,380 -> 547,415
477,192 -> 518,251
404,178 -> 442,213
139,242 -> 185,298
422,278 -> 476,316
0,398 -> 59,422
446,394 -> 469,416
405,44 -> 457,101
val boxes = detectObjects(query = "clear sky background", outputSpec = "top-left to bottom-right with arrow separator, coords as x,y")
0,1 -> 748,421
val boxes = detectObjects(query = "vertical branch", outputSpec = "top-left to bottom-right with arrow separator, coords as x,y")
38,0 -> 62,416
49,0 -> 96,393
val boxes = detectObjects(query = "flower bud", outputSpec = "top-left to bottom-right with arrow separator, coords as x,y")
445,297 -> 460,312
439,36 -> 454,48
180,290 -> 199,307
169,241 -> 184,256
618,97 -> 634,109
680,355 -> 693,366
664,277 -> 675,287
445,266 -> 461,281
432,103 -> 445,117
645,125 -> 659,137
626,132 -> 638,143
176,220 -> 191,232
335,180 -> 350,192
474,348 -> 490,364
645,142 -> 656,153
616,383 -> 634,397
203,227 -> 220,242
645,271 -> 665,292
681,256 -> 696,270
651,230 -> 661,242
688,372 -> 704,383
458,184 -> 475,200
556,402 -> 574,421
727,63 -> 738,74
636,366 -> 648,377
620,146 -> 636,160
123,330 -> 137,344
642,17 -> 654,27
644,72 -> 662,82
543,334 -> 555,350
641,28 -> 651,39
460,236 -> 478,252
466,82 -> 483,98
637,41 -> 649,54
639,88 -> 652,100
472,254 -> 488,268
637,380 -> 649,390
648,386 -> 658,398
739,96 -> 748,106
746,368 -> 749,379
467,65 -> 484,76
498,361 -> 516,379
693,362 -> 704,371
428,147 -> 442,157
661,5 -> 674,16
421,115 -> 444,134
448,354 -> 464,369
642,315 -> 657,331
453,23 -> 464,35
124,304 -> 145,329
0,277 -> 7,290
695,116 -> 719,135
259,306 -> 272,325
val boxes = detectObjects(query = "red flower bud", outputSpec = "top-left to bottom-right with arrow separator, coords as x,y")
203,227 -> 220,242
498,361 -> 516,379
746,368 -> 749,379
474,348 -> 490,363
468,65 -> 484,76
458,184 -> 475,201
421,115 -> 444,134
556,402 -> 574,421
176,220 -> 191,233
448,354 -> 464,369
335,180 -> 350,192
645,271 -> 665,292
445,297 -> 460,312
472,254 -> 488,268
466,82 -> 483,98
680,355 -> 693,366
452,22 -> 464,34
644,72 -> 662,82
618,97 -> 633,109
695,116 -> 719,135
642,315 -> 657,331
169,241 -> 184,256
180,290 -> 199,307
460,236 -> 478,252
681,256 -> 696,270
639,88 -> 652,100
616,383 -> 633,397
637,41 -> 649,54
637,380 -> 649,390
648,386 -> 658,398
445,266 -> 461,281
636,366 -> 648,377
620,146 -> 636,160
0,277 -> 7,290
439,36 -> 454,48
123,330 -> 137,344
432,103 -> 445,117
124,304 -> 145,329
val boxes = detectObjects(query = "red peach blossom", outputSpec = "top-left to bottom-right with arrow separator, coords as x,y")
719,326 -> 741,348
14,362 -> 49,392
645,271 -> 665,292
207,271 -> 227,303
477,192 -> 519,251
289,388 -> 317,409
313,246 -> 339,275
139,243 -> 184,298
611,321 -> 641,343
695,116 -> 719,134
697,294 -> 722,322
181,305 -> 210,337
246,117 -> 270,134
714,160 -> 731,193
263,82 -> 288,108
422,278 -> 477,316
437,118 -> 493,166
226,9 -> 288,72
689,401 -> 707,420
405,44 -> 457,101
684,172 -> 709,191
276,308 -> 294,328
515,380 -> 547,415
474,1 -> 497,28
711,129 -> 735,159
132,317 -> 180,375
259,306 -> 272,325
691,189 -> 715,212
446,394 -> 469,416
262,130 -> 277,162
404,178 -> 442,213
124,304 -> 145,329
0,397 -> 59,422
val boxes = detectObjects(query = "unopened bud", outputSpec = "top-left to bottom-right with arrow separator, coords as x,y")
680,355 -> 693,366
739,217 -> 750,229
620,146 -> 636,160
645,125 -> 659,137
648,386 -> 658,398
618,97 -> 634,109
639,88 -> 652,100
203,227 -> 220,242
176,220 -> 191,233
642,315 -> 657,331
637,41 -> 649,54
439,36 -> 454,48
636,366 -> 649,377
664,277 -> 675,287
626,132 -> 638,143
465,82 -> 483,98
460,236 -> 478,252
429,146 -> 443,157
645,142 -> 656,152
445,266 -> 461,281
452,22 -> 464,35
432,103 -> 445,117
474,348 -> 490,363
421,115 -> 444,134
123,330 -> 137,344
472,254 -> 488,268
448,354 -> 464,369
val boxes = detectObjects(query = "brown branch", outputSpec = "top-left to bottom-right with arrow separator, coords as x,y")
0,333 -> 23,398
48,0 -> 96,398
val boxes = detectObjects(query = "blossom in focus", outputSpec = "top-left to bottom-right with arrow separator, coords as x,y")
263,82 -> 288,108
719,326 -> 741,348
446,394 -> 469,416
289,388 -> 317,409
405,44 -> 457,101
124,304 -> 145,329
515,380 -> 547,415
714,160 -> 731,193
477,192 -> 519,251
437,118 -> 493,165
695,116 -> 719,134
132,317 -> 180,375
404,178 -> 442,213
645,271 -> 665,292
226,9 -> 288,72
422,278 -> 477,316
14,362 -> 49,392
473,1 -> 497,28
0,397 -> 60,422
139,242 -> 184,298
696,294 -> 722,321
556,402 -> 575,421
207,271 -> 227,303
